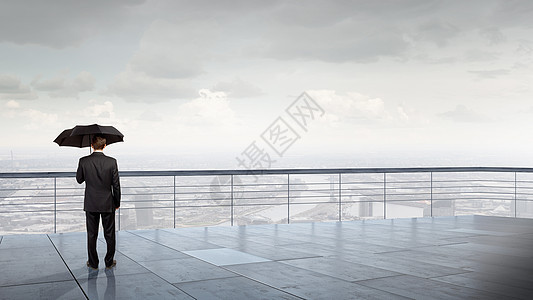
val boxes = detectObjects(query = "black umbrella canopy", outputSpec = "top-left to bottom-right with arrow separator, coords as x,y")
54,124 -> 124,148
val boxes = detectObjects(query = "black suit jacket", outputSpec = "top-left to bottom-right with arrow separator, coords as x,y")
76,152 -> 121,212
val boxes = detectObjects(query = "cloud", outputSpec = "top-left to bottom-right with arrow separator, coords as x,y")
5,100 -> 20,108
0,0 -> 145,48
86,101 -> 115,119
31,71 -> 95,98
479,27 -> 506,45
105,19 -> 219,102
104,68 -> 196,102
68,100 -> 135,134
0,74 -> 37,100
439,105 -> 491,123
20,109 -> 59,130
212,78 -> 263,98
1,101 -> 59,130
414,20 -> 460,47
129,19 -> 220,79
516,41 -> 533,56
136,110 -> 162,122
464,49 -> 500,62
0,74 -> 23,92
468,69 -> 510,79
175,89 -> 237,127
259,16 -> 410,63
306,90 -> 392,124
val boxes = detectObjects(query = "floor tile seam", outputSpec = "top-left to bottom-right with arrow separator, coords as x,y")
0,278 -> 78,289
376,254 -> 478,270
431,273 -> 533,292
125,229 -> 193,239
241,241 -> 321,248
277,258 -> 407,282
0,256 -> 68,264
437,244 -> 533,258
170,274 -> 242,285
163,229 -> 243,240
273,255 -> 324,263
0,245 -> 62,252
356,272 -> 499,297
159,228 -> 224,240
133,231 -> 220,246
134,256 -> 215,264
426,270 -> 473,280
352,271 -> 413,283
458,237 -> 533,247
46,234 -> 89,300
349,276 -> 421,298
335,259 -> 468,278
120,244 -> 271,294
446,241 -> 533,253
216,265 -> 307,300
241,240 -> 312,248
425,275 -> 524,299
112,248 -> 197,300
388,258 -> 477,275
374,249 -> 417,254
377,248 -> 475,260
338,258 -> 411,275
462,266 -> 533,281
223,246 -> 318,260
74,269 -> 158,282
127,230 -> 211,254
333,255 -> 422,276
405,247 -> 479,259
227,258 -> 372,285
132,229 -> 233,247
113,247 -> 181,273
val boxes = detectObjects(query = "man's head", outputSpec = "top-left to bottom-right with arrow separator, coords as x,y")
91,135 -> 106,150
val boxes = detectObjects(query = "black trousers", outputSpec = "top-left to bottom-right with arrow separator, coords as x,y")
86,211 -> 116,268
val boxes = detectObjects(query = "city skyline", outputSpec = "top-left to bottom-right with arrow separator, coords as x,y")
1,1 -> 533,169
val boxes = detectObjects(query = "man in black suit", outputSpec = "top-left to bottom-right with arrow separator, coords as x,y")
76,135 -> 121,270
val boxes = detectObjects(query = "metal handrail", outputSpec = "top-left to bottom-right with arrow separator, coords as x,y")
2,166 -> 533,234
3,166 -> 533,178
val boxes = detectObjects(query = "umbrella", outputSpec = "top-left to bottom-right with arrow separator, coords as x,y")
54,124 -> 124,148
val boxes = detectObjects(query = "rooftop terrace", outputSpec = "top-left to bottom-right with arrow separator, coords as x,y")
1,215 -> 532,299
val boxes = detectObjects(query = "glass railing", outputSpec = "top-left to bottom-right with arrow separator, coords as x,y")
2,167 -> 533,234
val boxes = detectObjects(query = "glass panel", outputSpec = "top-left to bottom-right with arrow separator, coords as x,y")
175,206 -> 231,227
386,200 -> 429,219
0,211 -> 54,234
234,204 -> 288,225
516,200 -> 533,218
56,211 -> 85,232
341,200 -> 384,220
119,207 -> 173,230
290,202 -> 339,223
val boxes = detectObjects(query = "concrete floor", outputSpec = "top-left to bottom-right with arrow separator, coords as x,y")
1,215 -> 532,299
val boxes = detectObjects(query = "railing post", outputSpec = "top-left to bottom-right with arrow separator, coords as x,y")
54,177 -> 57,234
514,172 -> 517,218
287,173 -> 290,224
231,174 -> 234,226
173,175 -> 176,228
118,208 -> 120,231
338,173 -> 342,222
430,172 -> 433,217
383,173 -> 387,219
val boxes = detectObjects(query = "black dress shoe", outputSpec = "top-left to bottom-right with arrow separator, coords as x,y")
86,261 -> 98,270
106,260 -> 117,269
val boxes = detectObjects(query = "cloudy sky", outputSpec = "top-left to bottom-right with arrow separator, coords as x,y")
1,0 -> 533,168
